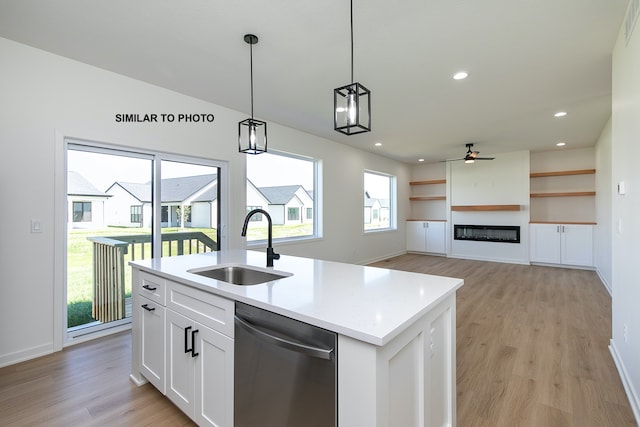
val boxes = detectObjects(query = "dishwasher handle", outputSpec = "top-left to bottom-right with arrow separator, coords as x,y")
235,315 -> 334,360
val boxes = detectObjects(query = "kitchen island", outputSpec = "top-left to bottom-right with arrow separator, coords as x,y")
130,250 -> 463,426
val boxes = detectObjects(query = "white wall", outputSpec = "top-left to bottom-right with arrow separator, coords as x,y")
594,119 -> 612,292
448,150 -> 530,264
610,13 -> 640,421
0,37 -> 409,366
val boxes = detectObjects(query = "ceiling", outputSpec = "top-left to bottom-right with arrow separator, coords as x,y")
0,0 -> 630,164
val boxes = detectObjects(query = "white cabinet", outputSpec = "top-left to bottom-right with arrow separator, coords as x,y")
339,293 -> 456,426
132,270 -> 234,427
139,295 -> 165,393
165,280 -> 234,427
530,223 -> 593,267
166,310 -> 234,427
407,221 -> 446,254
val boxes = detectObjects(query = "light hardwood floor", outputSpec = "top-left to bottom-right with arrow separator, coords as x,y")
0,254 -> 636,426
370,254 -> 636,426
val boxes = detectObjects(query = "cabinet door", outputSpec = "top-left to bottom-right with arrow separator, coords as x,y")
166,309 -> 196,417
530,224 -> 561,263
407,221 -> 426,252
425,221 -> 446,254
139,296 -> 165,393
561,225 -> 593,267
195,326 -> 234,427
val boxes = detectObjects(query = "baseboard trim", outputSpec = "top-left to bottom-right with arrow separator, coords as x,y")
360,250 -> 407,266
595,268 -> 612,296
609,340 -> 640,424
0,343 -> 54,368
449,254 -> 530,266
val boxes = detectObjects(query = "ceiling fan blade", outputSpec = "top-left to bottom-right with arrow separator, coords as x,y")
474,157 -> 495,160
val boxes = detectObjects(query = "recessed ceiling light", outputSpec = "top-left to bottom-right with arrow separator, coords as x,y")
554,111 -> 567,117
374,142 -> 382,147
556,142 -> 566,147
453,71 -> 468,80
418,158 -> 425,162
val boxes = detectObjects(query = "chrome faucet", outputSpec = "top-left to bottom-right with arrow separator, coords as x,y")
241,208 -> 280,267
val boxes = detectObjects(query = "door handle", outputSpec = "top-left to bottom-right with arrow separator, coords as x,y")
190,329 -> 199,358
184,326 -> 192,354
235,315 -> 334,360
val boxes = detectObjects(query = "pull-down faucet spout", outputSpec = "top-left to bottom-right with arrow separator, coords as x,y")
241,209 -> 280,267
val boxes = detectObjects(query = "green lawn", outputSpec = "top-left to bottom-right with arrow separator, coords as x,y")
67,223 -> 311,328
67,227 -> 217,327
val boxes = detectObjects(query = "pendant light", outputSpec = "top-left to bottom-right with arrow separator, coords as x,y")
334,0 -> 371,135
239,34 -> 267,154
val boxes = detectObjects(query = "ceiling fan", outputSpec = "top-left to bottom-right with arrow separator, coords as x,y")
446,143 -> 495,163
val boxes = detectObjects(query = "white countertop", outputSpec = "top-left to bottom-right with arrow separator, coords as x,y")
130,250 -> 463,346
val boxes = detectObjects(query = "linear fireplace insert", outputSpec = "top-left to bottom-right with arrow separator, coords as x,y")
454,224 -> 520,243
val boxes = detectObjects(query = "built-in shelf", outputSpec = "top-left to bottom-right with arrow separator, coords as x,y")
530,169 -> 595,178
530,191 -> 596,198
451,205 -> 521,212
530,220 -> 597,225
410,196 -> 447,201
407,218 -> 447,222
409,179 -> 446,185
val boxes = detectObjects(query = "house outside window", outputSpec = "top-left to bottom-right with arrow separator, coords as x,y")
73,201 -> 92,222
364,170 -> 396,232
130,205 -> 142,223
288,207 -> 300,221
247,206 -> 263,221
246,150 -> 320,242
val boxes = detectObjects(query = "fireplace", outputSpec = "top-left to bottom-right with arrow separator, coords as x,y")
454,224 -> 520,243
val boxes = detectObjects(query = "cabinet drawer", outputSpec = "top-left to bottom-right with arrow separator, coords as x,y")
138,271 -> 166,305
167,281 -> 234,338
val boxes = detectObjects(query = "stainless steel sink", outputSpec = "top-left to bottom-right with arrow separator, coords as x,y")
189,265 -> 292,286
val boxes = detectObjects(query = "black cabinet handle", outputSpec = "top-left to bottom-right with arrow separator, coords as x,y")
184,326 -> 192,354
141,304 -> 155,312
142,284 -> 157,291
191,329 -> 199,358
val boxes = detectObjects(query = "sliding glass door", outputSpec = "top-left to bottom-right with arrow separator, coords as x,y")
66,141 -> 224,340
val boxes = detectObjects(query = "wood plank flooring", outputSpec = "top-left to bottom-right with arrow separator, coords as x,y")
0,254 -> 636,426
370,254 -> 636,426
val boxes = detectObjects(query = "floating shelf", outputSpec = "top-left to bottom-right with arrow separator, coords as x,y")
409,196 -> 446,201
410,179 -> 446,185
530,191 -> 595,198
530,169 -> 595,178
451,205 -> 521,211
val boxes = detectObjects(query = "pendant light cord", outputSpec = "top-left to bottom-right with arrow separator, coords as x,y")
350,0 -> 354,84
250,41 -> 254,120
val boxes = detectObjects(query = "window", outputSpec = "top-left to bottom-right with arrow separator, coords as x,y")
246,151 -> 320,242
288,207 -> 300,221
130,205 -> 142,223
73,202 -> 92,222
364,171 -> 395,231
247,206 -> 263,221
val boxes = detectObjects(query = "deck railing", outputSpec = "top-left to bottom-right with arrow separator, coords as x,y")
87,231 -> 217,323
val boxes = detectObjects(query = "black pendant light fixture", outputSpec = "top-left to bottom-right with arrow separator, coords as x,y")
334,0 -> 371,135
239,34 -> 267,154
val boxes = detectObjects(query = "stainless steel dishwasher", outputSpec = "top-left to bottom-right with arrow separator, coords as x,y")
234,301 -> 337,427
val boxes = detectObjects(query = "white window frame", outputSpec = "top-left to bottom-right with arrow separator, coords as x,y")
363,169 -> 397,233
246,149 -> 322,245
